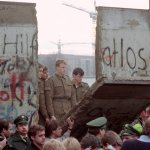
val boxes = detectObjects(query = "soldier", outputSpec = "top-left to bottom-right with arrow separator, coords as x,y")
84,116 -> 108,149
38,65 -> 50,125
7,115 -> 30,150
72,67 -> 89,103
45,59 -> 76,120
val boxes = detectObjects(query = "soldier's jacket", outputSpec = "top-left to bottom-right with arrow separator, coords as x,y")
7,132 -> 30,150
72,81 -> 89,103
38,78 -> 49,125
44,77 -> 54,117
45,73 -> 76,120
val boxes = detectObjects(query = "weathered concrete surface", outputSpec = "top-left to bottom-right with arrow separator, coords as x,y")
95,7 -> 150,79
0,1 -> 38,124
62,7 -> 150,140
0,1 -> 36,24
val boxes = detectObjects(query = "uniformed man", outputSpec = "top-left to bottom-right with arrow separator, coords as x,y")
72,67 -> 89,103
7,115 -> 30,150
85,116 -> 107,149
38,65 -> 50,125
45,59 -> 76,121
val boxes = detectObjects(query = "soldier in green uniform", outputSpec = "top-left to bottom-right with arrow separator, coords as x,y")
38,65 -> 50,125
45,59 -> 76,121
72,67 -> 89,103
7,115 -> 30,150
85,116 -> 108,149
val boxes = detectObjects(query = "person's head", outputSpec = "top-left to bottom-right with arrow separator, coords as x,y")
72,68 -> 84,84
101,130 -> 122,150
143,117 -> 150,136
80,134 -> 99,150
87,117 -> 107,139
28,124 -> 45,148
120,122 -> 143,142
43,66 -> 49,80
0,119 -> 11,138
63,137 -> 81,150
55,59 -> 67,76
43,139 -> 66,150
38,64 -> 44,79
14,115 -> 28,136
45,120 -> 62,138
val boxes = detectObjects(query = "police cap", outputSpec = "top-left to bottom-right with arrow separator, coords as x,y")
14,115 -> 28,125
86,117 -> 107,128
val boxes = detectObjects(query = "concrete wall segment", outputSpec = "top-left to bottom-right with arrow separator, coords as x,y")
96,7 -> 150,80
0,2 -> 38,124
0,2 -> 37,24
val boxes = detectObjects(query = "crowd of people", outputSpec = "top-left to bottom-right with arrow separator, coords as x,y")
0,59 -> 150,150
0,115 -> 150,150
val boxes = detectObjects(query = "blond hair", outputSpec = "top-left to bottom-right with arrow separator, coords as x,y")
55,59 -> 67,67
43,139 -> 66,150
63,137 -> 81,150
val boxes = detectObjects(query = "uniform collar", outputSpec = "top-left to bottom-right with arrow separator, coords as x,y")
12,132 -> 29,143
72,81 -> 83,87
55,73 -> 66,79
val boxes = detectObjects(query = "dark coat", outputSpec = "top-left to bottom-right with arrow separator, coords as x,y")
7,132 -> 30,150
26,143 -> 40,150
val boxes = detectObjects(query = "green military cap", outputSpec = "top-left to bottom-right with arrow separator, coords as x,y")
86,117 -> 107,128
14,115 -> 28,125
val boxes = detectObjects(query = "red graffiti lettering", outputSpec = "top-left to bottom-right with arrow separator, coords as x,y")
11,73 -> 16,99
19,75 -> 24,100
0,91 -> 9,101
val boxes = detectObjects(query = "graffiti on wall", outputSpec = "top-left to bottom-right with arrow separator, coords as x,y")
100,38 -> 150,78
0,27 -> 38,120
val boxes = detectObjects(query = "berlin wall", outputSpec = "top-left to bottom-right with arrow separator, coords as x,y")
96,7 -> 150,80
0,2 -> 38,123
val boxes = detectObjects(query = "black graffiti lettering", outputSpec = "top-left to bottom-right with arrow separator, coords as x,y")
20,34 -> 23,54
0,59 -> 11,75
26,34 -> 29,56
121,38 -> 123,67
30,32 -> 37,57
3,34 -> 18,54
26,57 -> 34,71
7,64 -> 15,72
16,56 -> 26,70
138,48 -> 147,70
113,38 -> 118,67
103,47 -> 112,66
126,47 -> 136,69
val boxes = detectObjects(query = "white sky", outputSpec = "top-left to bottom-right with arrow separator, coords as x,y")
1,0 -> 149,55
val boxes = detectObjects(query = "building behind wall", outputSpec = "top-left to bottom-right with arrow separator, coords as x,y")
38,53 -> 95,78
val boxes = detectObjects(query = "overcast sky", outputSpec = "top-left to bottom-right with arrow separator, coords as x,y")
1,0 -> 149,55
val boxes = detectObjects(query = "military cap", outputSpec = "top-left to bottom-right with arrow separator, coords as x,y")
14,115 -> 28,125
86,117 -> 107,128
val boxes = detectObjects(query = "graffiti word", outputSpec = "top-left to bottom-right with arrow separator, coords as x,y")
0,56 -> 33,75
2,33 -> 37,56
102,38 -> 147,71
